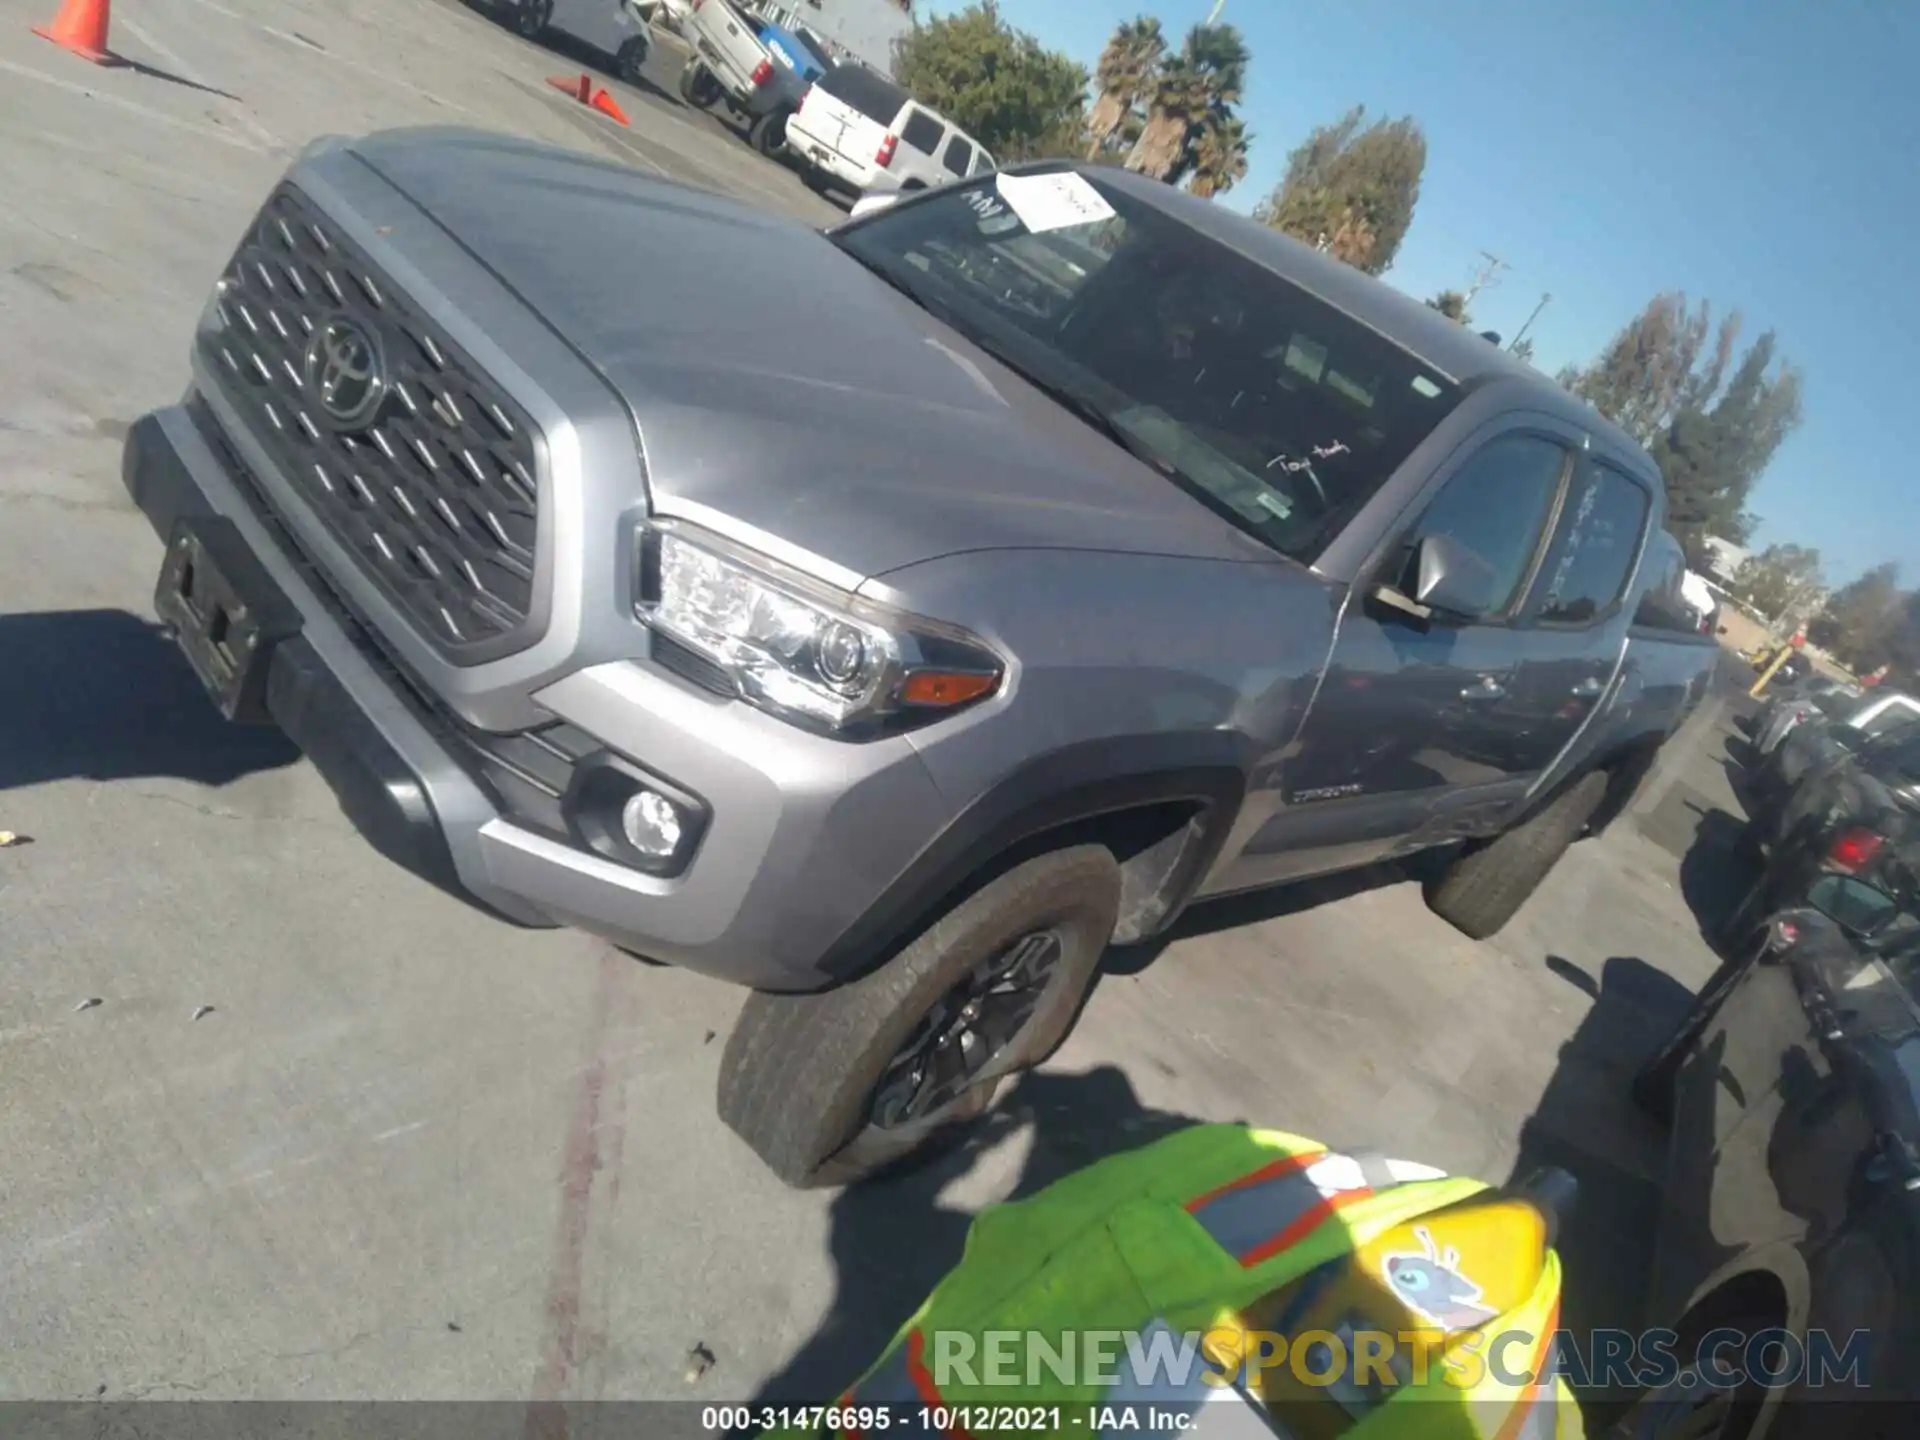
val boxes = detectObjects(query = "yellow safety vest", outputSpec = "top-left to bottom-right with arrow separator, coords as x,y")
766,1124 -> 1584,1440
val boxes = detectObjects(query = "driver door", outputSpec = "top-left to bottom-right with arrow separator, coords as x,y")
1214,422 -> 1581,891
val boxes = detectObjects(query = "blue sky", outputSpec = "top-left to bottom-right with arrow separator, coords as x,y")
936,0 -> 1919,586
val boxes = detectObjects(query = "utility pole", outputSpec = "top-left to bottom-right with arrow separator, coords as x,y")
1461,251 -> 1508,311
1205,0 -> 1227,24
1509,292 -> 1551,352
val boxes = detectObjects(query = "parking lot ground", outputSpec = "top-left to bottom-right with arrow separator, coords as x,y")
1,0 -> 1752,1410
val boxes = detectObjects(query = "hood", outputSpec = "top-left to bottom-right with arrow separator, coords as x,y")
350,129 -> 1273,582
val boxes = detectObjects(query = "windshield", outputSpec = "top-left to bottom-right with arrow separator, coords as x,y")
832,170 -> 1464,563
816,64 -> 908,125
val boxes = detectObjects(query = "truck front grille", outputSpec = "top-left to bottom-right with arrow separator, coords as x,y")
201,186 -> 543,656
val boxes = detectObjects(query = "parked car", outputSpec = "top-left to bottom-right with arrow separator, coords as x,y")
497,0 -> 653,85
678,0 -> 823,156
1749,674 -> 1865,759
1625,876 -> 1920,1437
1723,715 -> 1920,947
785,64 -> 994,197
1747,692 -> 1920,826
121,146 -> 1718,1186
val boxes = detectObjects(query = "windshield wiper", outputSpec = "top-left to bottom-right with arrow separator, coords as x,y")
955,331 -> 1188,480
834,244 -> 1202,491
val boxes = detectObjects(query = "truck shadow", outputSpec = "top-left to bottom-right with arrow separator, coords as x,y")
0,609 -> 298,792
1512,952 -> 1692,1422
1676,804 -> 1758,955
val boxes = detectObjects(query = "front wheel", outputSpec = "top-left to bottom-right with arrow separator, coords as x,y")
615,36 -> 650,85
512,0 -> 552,39
1424,770 -> 1609,939
717,846 -> 1122,1188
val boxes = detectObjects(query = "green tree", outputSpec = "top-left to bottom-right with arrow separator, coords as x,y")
1562,293 -> 1803,551
1426,289 -> 1470,323
1730,543 -> 1824,623
893,2 -> 1088,161
1087,17 -> 1164,160
1253,105 -> 1427,275
1810,562 -> 1902,667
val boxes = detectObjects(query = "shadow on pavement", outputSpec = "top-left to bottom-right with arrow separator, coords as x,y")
1677,804 -> 1759,954
0,609 -> 299,792
1512,952 -> 1694,1422
750,1065 -> 1223,1405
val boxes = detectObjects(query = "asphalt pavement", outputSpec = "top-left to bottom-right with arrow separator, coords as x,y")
0,0 -> 1758,1413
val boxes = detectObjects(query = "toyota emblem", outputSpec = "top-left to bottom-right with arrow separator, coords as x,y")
303,316 -> 387,429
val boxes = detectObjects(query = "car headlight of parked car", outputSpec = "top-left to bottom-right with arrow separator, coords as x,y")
635,521 -> 1004,737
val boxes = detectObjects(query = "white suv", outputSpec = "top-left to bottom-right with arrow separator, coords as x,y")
785,65 -> 993,197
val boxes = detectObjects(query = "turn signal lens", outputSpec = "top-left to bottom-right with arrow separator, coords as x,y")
901,671 -> 999,707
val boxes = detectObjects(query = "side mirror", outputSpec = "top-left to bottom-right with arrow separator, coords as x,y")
1412,533 -> 1500,619
1807,873 -> 1900,936
1369,534 -> 1499,627
849,191 -> 902,221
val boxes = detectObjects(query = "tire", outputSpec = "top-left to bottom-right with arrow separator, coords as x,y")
717,845 -> 1122,1188
1610,1308 -> 1773,1440
749,107 -> 791,159
513,0 -> 551,39
615,37 -> 649,86
678,60 -> 720,108
1424,770 -> 1609,940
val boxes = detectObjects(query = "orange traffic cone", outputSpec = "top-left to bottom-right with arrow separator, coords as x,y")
589,87 -> 629,126
33,0 -> 114,64
546,72 -> 591,103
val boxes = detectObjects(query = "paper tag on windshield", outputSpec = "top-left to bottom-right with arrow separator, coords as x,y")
994,171 -> 1116,234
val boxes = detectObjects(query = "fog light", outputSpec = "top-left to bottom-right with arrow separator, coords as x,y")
620,788 -> 683,859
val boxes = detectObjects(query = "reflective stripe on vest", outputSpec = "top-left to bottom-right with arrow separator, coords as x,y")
839,1329 -> 968,1439
1186,1149 -> 1375,1268
1185,1149 -> 1449,1269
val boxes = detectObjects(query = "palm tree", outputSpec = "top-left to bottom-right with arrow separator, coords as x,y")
1125,23 -> 1249,183
1184,113 -> 1249,198
1126,53 -> 1209,179
1183,22 -> 1248,110
1086,18 -> 1165,160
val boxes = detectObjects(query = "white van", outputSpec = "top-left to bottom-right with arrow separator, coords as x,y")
784,65 -> 994,197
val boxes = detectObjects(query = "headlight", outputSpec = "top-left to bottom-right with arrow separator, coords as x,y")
635,522 -> 1004,736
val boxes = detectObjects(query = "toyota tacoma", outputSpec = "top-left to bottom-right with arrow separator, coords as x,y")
123,131 -> 1717,1185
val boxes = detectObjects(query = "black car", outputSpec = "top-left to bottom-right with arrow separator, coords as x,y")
1727,720 -> 1920,945
1625,874 -> 1920,1438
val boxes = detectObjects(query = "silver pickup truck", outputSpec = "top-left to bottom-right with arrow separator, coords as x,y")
123,132 -> 1717,1186
678,0 -> 819,155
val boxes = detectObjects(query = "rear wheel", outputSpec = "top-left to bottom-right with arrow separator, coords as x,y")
678,60 -> 721,108
1424,770 -> 1609,940
513,0 -> 552,39
749,107 -> 791,159
615,36 -> 650,85
717,846 -> 1122,1188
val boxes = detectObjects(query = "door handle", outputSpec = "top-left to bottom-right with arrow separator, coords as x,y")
1570,677 -> 1606,699
1460,675 -> 1507,701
